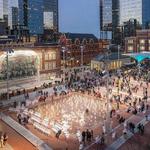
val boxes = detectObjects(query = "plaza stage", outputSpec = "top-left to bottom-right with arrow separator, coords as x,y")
23,92 -> 110,139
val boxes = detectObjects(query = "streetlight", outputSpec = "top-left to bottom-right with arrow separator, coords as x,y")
118,45 -> 120,69
105,46 -> 111,133
62,46 -> 68,82
137,44 -> 141,77
2,48 -> 14,101
62,47 -> 66,68
80,45 -> 84,77
117,45 -> 121,96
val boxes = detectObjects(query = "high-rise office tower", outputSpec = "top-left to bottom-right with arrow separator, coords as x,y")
0,0 -> 4,19
18,0 -> 44,35
112,0 -> 120,44
119,0 -> 150,27
100,0 -> 112,31
11,7 -> 19,26
8,0 -> 19,29
3,0 -> 8,15
43,0 -> 58,31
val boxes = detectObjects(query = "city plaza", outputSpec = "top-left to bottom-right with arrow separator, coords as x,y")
0,52 -> 150,150
0,0 -> 150,149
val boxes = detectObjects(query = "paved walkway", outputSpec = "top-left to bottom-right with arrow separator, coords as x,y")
1,86 -> 54,106
106,116 -> 149,150
0,144 -> 13,150
0,113 -> 53,150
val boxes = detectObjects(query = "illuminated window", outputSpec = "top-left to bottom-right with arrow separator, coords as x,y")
140,39 -> 145,44
128,40 -> 133,44
52,53 -> 56,60
140,46 -> 145,50
45,53 -> 49,60
128,46 -> 133,51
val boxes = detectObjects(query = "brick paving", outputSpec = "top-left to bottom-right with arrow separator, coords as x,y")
0,120 -> 35,150
119,122 -> 150,150
0,113 -> 52,150
0,76 -> 150,150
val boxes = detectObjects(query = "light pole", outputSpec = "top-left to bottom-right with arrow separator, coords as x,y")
117,45 -> 121,96
118,45 -> 120,69
137,44 -> 141,77
62,46 -> 67,82
105,46 -> 111,133
3,48 -> 14,101
80,45 -> 84,77
62,47 -> 66,68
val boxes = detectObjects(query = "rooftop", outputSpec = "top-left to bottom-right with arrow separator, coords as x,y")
124,51 -> 150,62
93,52 -> 129,62
65,32 -> 98,42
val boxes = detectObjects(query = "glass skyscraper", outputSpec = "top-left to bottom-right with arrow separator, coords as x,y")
100,0 -> 112,31
3,0 -> 8,15
119,0 -> 150,27
44,0 -> 58,31
0,0 -> 9,19
8,0 -> 18,29
0,0 -> 4,19
19,0 -> 44,35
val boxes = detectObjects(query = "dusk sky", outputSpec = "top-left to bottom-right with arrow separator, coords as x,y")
59,0 -> 100,37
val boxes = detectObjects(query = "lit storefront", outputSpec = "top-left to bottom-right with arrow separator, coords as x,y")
0,45 -> 61,82
91,53 -> 131,71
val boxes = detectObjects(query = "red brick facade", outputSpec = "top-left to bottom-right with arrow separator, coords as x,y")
60,37 -> 109,68
125,29 -> 150,53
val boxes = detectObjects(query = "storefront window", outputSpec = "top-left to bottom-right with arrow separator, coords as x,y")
0,50 -> 39,80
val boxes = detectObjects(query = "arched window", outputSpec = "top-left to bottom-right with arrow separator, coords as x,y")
75,38 -> 80,45
89,39 -> 94,44
82,38 -> 87,45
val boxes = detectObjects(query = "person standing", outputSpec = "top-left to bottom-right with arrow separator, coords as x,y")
3,133 -> 8,145
0,133 -> 4,148
91,130 -> 94,140
82,131 -> 86,144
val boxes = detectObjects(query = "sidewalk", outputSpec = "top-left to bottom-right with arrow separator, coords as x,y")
106,115 -> 149,150
1,113 -> 53,150
84,107 -> 150,150
1,86 -> 54,106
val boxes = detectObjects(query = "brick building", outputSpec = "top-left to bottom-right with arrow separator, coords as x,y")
33,43 -> 61,79
59,33 -> 107,68
0,43 -> 61,84
125,29 -> 150,53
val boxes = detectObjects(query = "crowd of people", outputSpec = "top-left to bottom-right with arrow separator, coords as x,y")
1,63 -> 150,149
